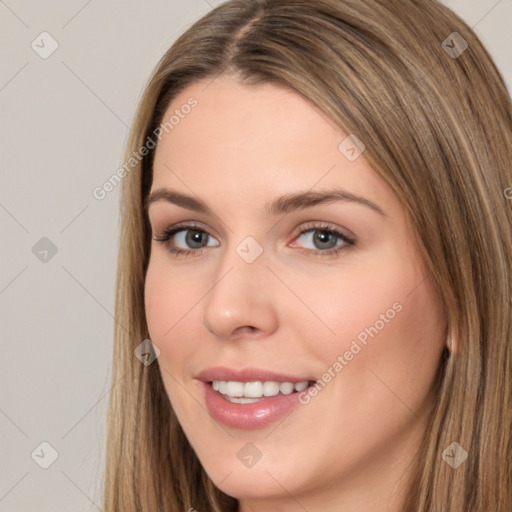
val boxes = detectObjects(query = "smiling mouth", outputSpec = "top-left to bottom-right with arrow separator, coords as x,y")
210,379 -> 316,404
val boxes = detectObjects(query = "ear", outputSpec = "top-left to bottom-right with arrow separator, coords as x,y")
447,335 -> 454,354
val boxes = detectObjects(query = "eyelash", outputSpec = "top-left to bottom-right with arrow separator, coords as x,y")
152,221 -> 356,258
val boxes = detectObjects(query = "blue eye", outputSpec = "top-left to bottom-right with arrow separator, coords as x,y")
153,222 -> 355,257
153,223 -> 219,257
293,225 -> 355,256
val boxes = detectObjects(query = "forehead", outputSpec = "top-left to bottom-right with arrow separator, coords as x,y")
151,75 -> 395,215
156,76 -> 338,163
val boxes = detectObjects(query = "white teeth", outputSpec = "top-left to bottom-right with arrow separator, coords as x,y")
225,381 -> 244,396
244,381 -> 263,398
218,381 -> 227,394
262,381 -> 280,397
224,396 -> 262,404
211,379 -> 310,398
294,381 -> 309,392
279,382 -> 294,395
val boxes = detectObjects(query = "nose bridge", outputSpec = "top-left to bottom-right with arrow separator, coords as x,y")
202,235 -> 278,340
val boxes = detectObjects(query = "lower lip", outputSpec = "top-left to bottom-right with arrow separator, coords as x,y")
202,382 -> 304,429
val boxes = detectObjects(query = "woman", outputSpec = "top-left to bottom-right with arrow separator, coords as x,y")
104,1 -> 512,510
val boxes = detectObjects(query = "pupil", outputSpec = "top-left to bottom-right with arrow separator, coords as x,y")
314,230 -> 336,249
187,230 -> 205,248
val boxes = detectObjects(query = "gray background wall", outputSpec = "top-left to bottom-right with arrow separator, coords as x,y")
0,1 -> 510,510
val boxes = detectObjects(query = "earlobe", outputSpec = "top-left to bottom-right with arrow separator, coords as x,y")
447,335 -> 454,354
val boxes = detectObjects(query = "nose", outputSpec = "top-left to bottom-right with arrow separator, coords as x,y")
202,242 -> 279,341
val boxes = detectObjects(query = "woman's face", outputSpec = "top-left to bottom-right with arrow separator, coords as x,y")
145,74 -> 447,510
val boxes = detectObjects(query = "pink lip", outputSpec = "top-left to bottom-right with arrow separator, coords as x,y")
197,366 -> 315,383
197,366 -> 316,430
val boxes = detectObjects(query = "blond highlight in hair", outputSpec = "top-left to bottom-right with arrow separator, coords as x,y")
104,1 -> 512,510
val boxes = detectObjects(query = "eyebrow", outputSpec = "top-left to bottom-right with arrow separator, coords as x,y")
144,187 -> 388,218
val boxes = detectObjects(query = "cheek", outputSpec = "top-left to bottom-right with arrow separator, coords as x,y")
144,255 -> 219,387
144,255 -> 198,341
289,248 -> 445,406
144,258 -> 198,369
144,259 -> 203,413
284,257 -> 409,358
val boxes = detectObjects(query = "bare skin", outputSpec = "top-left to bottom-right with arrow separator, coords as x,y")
144,74 -> 447,512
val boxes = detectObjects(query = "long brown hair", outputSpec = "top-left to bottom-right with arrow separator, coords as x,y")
104,1 -> 512,510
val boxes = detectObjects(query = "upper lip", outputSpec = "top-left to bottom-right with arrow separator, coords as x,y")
197,366 -> 316,383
